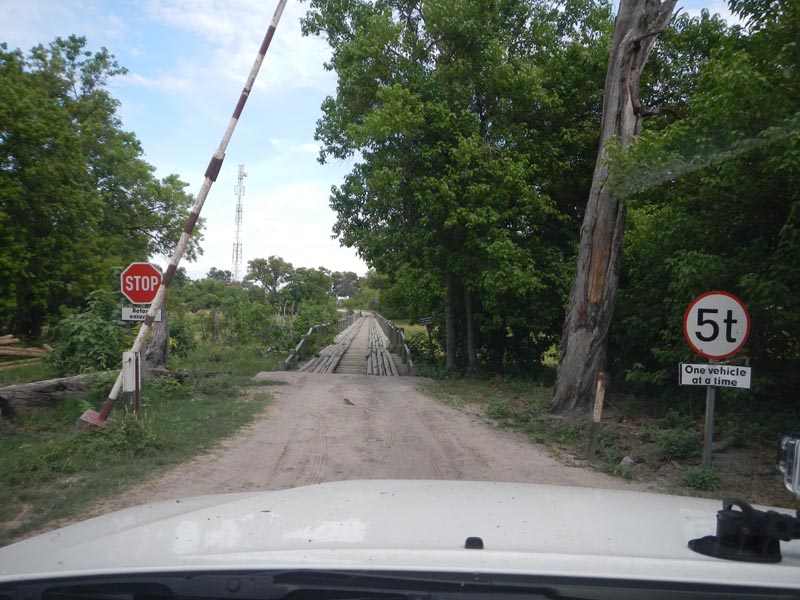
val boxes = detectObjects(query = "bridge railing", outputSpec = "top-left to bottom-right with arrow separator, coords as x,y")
283,311 -> 362,370
374,313 -> 414,375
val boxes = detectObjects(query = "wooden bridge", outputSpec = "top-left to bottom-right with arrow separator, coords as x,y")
285,314 -> 412,376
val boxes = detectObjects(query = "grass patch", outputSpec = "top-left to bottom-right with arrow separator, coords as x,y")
681,466 -> 722,491
0,361 -> 60,387
389,319 -> 428,338
0,343 -> 282,547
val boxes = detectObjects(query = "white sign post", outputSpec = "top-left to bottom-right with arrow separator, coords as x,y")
682,292 -> 751,470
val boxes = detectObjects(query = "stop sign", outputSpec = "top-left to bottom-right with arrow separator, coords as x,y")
120,263 -> 162,304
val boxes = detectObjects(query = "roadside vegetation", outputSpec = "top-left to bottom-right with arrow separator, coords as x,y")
420,376 -> 800,509
0,342 -> 283,547
0,251 -> 355,546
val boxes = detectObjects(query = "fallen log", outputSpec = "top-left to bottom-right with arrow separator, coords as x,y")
0,368 -> 186,418
0,337 -> 21,346
0,347 -> 47,358
0,374 -> 97,418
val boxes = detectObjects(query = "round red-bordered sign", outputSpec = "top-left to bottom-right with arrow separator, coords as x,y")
683,291 -> 750,359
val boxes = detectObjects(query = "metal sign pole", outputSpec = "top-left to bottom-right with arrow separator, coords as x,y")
703,382 -> 715,470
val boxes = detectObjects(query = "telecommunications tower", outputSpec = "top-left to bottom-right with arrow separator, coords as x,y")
232,164 -> 247,283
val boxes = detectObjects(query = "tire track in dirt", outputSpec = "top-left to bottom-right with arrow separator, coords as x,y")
87,371 -> 648,517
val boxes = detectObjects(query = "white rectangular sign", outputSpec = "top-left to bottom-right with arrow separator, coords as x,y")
121,307 -> 162,322
679,363 -> 752,389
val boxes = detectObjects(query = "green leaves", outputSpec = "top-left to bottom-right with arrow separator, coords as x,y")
0,37 -> 202,336
303,0 -> 612,371
609,3 -> 800,404
46,291 -> 131,375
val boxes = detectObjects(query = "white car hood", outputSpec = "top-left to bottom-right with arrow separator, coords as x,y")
1,480 -> 798,589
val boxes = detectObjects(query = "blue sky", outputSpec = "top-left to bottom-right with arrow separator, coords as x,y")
2,0 -> 736,281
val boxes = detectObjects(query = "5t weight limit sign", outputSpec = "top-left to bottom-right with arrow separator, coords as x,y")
683,291 -> 751,360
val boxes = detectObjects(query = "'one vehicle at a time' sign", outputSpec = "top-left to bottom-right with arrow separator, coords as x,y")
120,262 -> 162,304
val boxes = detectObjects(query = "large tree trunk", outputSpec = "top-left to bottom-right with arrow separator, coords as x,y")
464,288 -> 478,374
551,0 -> 677,413
145,311 -> 169,370
444,273 -> 457,369
0,374 -> 97,418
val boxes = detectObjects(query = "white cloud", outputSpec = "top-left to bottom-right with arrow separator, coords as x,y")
268,139 -> 322,155
678,0 -> 743,25
139,0 -> 334,93
121,71 -> 194,92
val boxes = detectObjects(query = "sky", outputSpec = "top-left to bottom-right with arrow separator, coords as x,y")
2,0 -> 737,281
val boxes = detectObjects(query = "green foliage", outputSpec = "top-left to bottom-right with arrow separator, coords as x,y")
1,340 -> 278,545
206,267 -> 232,283
245,256 -> 292,295
144,374 -> 185,400
0,361 -> 59,387
681,466 -> 721,490
331,271 -> 361,298
1,415 -> 159,487
486,400 -> 511,420
345,286 -> 380,312
719,420 -> 762,449
0,36 -> 202,337
656,428 -> 701,460
285,267 -> 334,309
222,297 -> 285,346
303,0 -> 612,372
608,2 -> 800,408
655,408 -> 696,430
406,331 -> 440,366
291,303 -> 339,346
46,290 -> 131,375
167,316 -> 196,358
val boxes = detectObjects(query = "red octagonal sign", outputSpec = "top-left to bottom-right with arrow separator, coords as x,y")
120,262 -> 162,304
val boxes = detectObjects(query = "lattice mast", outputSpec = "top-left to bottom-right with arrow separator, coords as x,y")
232,164 -> 247,282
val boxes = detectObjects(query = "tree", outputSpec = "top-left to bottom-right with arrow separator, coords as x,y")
550,0 -> 677,412
303,0 -> 612,373
284,267 -> 334,309
206,267 -> 233,283
331,271 -> 360,298
607,0 -> 800,407
245,256 -> 294,295
0,36 -> 201,337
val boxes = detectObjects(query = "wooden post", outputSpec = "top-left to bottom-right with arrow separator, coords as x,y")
133,351 -> 141,417
588,372 -> 608,463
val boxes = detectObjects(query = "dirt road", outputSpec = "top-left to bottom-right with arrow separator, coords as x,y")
91,372 -> 643,514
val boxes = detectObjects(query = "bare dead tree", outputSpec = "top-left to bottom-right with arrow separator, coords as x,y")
551,0 -> 677,412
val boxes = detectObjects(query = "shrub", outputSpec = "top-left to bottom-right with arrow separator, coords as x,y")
168,315 -> 196,358
292,303 -> 339,338
656,428 -> 701,460
486,400 -> 510,420
682,467 -> 721,490
47,291 -> 131,375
